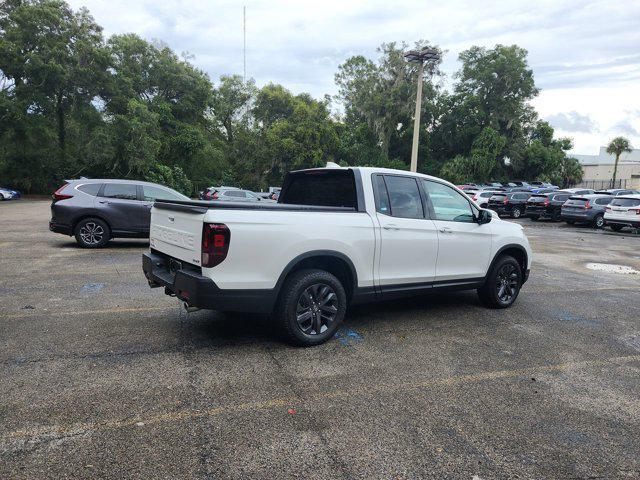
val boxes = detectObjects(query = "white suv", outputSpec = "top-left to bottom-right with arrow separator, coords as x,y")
604,194 -> 640,232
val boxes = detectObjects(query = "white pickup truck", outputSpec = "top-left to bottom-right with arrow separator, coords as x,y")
143,166 -> 532,346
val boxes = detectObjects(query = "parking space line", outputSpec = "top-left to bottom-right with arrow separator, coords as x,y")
4,354 -> 640,445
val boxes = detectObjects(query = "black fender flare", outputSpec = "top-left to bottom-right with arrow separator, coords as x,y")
486,243 -> 529,283
273,250 -> 359,297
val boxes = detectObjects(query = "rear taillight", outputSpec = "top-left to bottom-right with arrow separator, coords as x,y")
605,206 -> 611,211
212,192 -> 219,200
201,223 -> 230,268
544,199 -> 550,206
584,201 -> 591,209
503,197 -> 509,204
634,209 -> 640,215
52,184 -> 73,201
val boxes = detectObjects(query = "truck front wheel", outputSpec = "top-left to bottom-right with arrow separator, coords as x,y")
275,269 -> 347,347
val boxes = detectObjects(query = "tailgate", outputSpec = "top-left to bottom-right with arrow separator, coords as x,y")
149,204 -> 205,266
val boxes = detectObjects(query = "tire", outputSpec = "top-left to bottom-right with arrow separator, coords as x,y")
275,269 -> 347,347
511,206 -> 522,218
74,218 -> 111,248
609,224 -> 624,232
551,209 -> 561,222
0,193 -> 4,201
477,255 -> 522,309
566,220 -> 575,225
593,214 -> 605,229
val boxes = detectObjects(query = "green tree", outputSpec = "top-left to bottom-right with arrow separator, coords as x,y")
335,41 -> 442,163
606,137 -> 632,187
111,99 -> 161,176
440,127 -> 506,183
0,0 -> 108,162
146,164 -> 193,196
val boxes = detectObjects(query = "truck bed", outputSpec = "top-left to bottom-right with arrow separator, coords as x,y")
154,198 -> 357,213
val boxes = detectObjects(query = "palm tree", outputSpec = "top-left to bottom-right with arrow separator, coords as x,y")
606,137 -> 632,188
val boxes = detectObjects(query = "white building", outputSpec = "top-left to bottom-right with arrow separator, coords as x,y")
573,147 -> 640,189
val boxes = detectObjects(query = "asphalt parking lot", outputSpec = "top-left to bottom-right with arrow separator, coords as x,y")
1,199 -> 640,479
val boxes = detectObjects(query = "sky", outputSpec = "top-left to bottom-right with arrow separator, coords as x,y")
67,0 -> 640,155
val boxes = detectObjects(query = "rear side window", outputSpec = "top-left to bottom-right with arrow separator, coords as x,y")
280,170 -> 357,208
77,183 -> 101,196
384,176 -> 424,219
101,183 -> 138,200
423,180 -> 475,223
374,175 -> 391,214
611,198 -> 640,207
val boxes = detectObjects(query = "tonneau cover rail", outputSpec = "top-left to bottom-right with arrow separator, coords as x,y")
154,198 -> 357,213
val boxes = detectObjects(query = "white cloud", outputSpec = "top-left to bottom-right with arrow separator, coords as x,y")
68,0 -> 640,153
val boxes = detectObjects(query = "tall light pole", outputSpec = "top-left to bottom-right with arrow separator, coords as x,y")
404,47 -> 440,172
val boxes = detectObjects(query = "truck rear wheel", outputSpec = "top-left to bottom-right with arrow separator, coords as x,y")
275,269 -> 347,347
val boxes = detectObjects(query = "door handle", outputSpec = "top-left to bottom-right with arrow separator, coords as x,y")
439,226 -> 453,234
98,200 -> 110,205
383,224 -> 399,231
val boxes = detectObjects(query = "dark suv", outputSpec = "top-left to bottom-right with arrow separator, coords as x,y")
49,179 -> 188,247
560,194 -> 613,228
525,191 -> 572,221
486,192 -> 531,218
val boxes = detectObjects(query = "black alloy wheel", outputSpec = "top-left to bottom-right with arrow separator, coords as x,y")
477,255 -> 522,308
276,269 -> 347,347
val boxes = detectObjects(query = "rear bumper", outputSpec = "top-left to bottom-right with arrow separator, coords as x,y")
49,221 -> 72,235
487,205 -> 510,216
525,206 -> 551,218
605,218 -> 640,228
142,252 -> 276,313
560,211 -> 594,222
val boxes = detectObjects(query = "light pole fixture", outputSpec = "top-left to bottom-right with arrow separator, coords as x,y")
404,47 -> 440,173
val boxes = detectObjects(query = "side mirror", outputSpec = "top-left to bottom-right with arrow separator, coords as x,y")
477,209 -> 492,224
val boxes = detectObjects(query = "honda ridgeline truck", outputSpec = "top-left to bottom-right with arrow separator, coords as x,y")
143,166 -> 532,346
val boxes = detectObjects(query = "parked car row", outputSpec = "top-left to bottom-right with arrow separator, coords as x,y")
480,186 -> 640,232
0,186 -> 21,200
199,186 -> 277,202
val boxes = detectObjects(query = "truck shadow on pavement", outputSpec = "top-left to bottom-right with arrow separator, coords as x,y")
179,290 -> 484,348
54,239 -> 149,250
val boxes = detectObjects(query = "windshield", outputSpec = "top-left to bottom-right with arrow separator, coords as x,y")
611,198 -> 640,207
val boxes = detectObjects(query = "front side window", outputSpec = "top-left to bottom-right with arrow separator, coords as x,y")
143,185 -> 183,201
101,183 -> 137,200
381,176 -> 424,219
423,180 -> 475,223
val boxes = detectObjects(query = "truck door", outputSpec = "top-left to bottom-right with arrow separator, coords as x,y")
372,174 -> 439,289
421,180 -> 492,281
